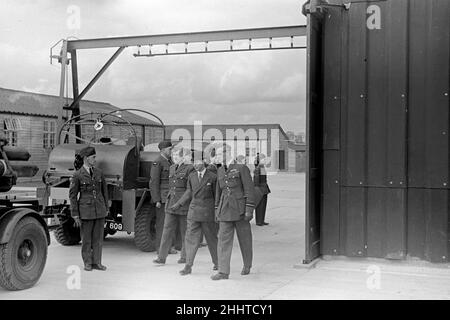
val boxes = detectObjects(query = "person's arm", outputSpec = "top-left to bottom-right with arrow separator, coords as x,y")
211,174 -> 217,201
149,161 -> 162,204
69,174 -> 82,227
253,166 -> 260,186
215,174 -> 222,221
241,165 -> 256,220
69,174 -> 80,218
101,171 -> 109,211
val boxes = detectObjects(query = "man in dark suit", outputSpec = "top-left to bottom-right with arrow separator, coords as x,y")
153,147 -> 194,264
211,143 -> 256,280
150,140 -> 177,254
172,152 -> 219,275
69,146 -> 109,271
253,154 -> 271,226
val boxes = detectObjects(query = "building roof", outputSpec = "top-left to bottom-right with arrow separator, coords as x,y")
0,87 -> 160,127
165,123 -> 290,141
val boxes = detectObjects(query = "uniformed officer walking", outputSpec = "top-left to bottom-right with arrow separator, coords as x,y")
69,146 -> 109,271
153,146 -> 194,264
150,140 -> 177,254
212,143 -> 256,280
253,154 -> 271,226
173,152 -> 219,275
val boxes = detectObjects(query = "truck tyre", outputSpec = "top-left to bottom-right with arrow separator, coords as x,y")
134,202 -> 156,252
0,216 -> 48,290
54,215 -> 81,246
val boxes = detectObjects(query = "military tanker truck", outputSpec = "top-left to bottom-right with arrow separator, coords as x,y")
44,111 -> 162,252
0,137 -> 50,290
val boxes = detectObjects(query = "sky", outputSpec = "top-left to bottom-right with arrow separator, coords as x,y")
0,0 -> 307,133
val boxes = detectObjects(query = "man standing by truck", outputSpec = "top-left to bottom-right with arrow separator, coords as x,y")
211,143 -> 256,280
150,140 -> 177,254
172,151 -> 219,275
153,146 -> 194,265
69,146 -> 109,271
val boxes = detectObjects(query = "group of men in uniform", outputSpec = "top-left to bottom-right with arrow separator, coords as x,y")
149,140 -> 258,280
69,139 -> 268,281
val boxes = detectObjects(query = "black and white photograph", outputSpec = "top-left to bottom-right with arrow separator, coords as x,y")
0,0 -> 449,307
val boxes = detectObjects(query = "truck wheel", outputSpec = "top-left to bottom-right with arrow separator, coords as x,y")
0,217 -> 48,290
54,216 -> 81,246
134,202 -> 156,252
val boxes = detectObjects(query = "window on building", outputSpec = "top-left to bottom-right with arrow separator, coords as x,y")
43,120 -> 56,149
3,118 -> 21,146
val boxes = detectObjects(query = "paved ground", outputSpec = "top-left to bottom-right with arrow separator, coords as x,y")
1,173 -> 449,299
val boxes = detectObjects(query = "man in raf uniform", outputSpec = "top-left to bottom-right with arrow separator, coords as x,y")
253,154 -> 271,226
153,146 -> 194,264
69,146 -> 109,271
212,143 -> 256,280
173,151 -> 219,275
150,140 -> 177,254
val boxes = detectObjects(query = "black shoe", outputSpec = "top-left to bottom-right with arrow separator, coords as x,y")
177,258 -> 186,264
256,223 -> 264,226
179,266 -> 192,276
84,264 -> 93,271
213,265 -> 218,271
241,267 -> 251,275
92,264 -> 107,271
153,258 -> 166,265
263,222 -> 269,225
211,273 -> 229,280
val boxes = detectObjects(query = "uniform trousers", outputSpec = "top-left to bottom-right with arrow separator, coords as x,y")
217,219 -> 253,275
80,218 -> 105,265
255,194 -> 268,225
158,213 -> 187,260
185,219 -> 218,267
155,205 -> 166,251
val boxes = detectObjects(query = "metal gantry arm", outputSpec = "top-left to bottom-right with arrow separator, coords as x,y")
51,25 -> 307,145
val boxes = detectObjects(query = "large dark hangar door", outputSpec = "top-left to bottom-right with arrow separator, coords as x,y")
304,10 -> 323,263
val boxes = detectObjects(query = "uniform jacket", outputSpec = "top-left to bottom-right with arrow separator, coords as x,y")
69,166 -> 109,220
165,163 -> 195,215
149,154 -> 172,204
176,169 -> 217,221
215,163 -> 256,222
253,165 -> 271,195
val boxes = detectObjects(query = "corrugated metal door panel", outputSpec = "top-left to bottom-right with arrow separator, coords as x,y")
320,6 -> 342,256
366,188 -> 386,258
422,0 -> 450,189
343,3 -> 368,187
322,7 -> 342,151
407,189 -> 449,263
407,0 -> 427,188
340,187 -> 366,257
366,0 -> 388,187
321,150 -> 340,255
366,188 -> 406,259
385,0 -> 408,187
409,0 -> 450,189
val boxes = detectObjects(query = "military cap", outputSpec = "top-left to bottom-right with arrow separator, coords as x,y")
158,140 -> 173,150
78,146 -> 96,158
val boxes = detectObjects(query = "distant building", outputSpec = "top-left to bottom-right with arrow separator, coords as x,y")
165,123 -> 306,172
0,87 -> 164,181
